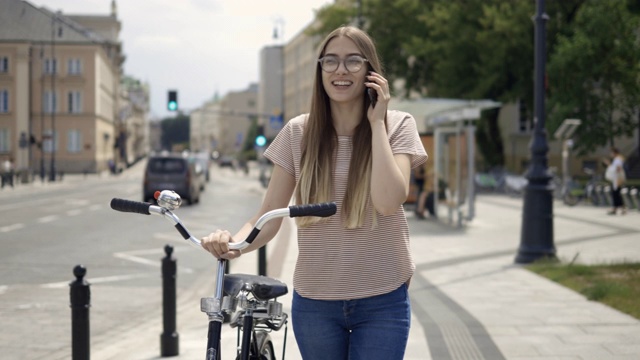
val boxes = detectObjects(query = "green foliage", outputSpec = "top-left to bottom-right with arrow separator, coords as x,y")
547,0 -> 640,154
242,116 -> 259,154
311,0 -> 640,163
160,114 -> 190,151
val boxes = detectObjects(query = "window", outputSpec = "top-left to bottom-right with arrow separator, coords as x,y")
44,58 -> 57,75
0,128 -> 9,153
0,57 -> 8,73
44,91 -> 57,113
68,59 -> 82,75
0,90 -> 8,113
43,130 -> 57,153
67,129 -> 82,153
68,91 -> 82,113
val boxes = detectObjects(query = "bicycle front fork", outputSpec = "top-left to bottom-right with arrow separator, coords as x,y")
202,259 -> 228,360
206,320 -> 222,360
239,309 -> 255,360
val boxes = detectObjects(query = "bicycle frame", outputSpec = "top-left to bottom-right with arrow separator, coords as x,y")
111,190 -> 336,360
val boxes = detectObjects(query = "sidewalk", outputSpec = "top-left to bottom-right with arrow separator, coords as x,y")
0,161 -> 145,200
90,172 -> 640,359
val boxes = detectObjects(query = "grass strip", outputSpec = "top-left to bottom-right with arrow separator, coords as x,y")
527,261 -> 640,320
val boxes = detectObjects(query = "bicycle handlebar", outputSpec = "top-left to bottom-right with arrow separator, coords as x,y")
109,198 -> 153,215
110,198 -> 337,251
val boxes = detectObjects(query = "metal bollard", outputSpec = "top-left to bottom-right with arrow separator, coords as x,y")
630,188 -> 639,210
258,245 -> 267,276
161,245 -> 179,356
621,187 -> 633,209
70,265 -> 90,360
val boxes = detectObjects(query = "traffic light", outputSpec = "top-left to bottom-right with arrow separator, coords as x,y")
255,125 -> 267,147
255,135 -> 267,147
167,90 -> 178,111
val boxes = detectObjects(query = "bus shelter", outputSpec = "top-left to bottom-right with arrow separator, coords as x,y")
389,98 -> 501,227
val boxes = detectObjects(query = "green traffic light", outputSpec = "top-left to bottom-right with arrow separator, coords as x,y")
168,101 -> 177,111
255,135 -> 267,147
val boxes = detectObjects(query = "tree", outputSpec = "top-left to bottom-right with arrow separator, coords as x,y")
310,0 -> 640,163
160,114 -> 190,151
547,0 -> 640,153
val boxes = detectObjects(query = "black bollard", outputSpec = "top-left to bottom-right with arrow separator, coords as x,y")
161,245 -> 179,356
258,246 -> 267,276
70,265 -> 90,360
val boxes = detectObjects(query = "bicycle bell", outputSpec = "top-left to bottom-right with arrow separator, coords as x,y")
155,190 -> 182,210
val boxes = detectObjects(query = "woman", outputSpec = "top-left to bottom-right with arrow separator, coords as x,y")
605,146 -> 626,215
202,26 -> 427,359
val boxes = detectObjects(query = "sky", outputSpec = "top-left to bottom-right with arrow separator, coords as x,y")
31,0 -> 334,119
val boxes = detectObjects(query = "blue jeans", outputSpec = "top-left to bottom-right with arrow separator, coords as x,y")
291,284 -> 411,360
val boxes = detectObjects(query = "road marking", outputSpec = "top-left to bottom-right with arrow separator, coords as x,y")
114,251 -> 161,267
89,204 -> 101,211
114,247 -> 194,273
0,285 -> 7,294
41,273 -> 152,289
1,223 -> 25,232
67,209 -> 83,216
37,215 -> 58,223
65,198 -> 90,206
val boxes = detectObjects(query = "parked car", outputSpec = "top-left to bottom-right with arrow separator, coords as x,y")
143,154 -> 201,204
189,152 -> 211,184
218,155 -> 235,168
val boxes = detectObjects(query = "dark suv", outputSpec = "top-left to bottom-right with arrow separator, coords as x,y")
143,154 -> 201,204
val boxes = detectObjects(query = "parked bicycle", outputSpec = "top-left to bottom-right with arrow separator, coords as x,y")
561,168 -> 601,206
110,190 -> 336,360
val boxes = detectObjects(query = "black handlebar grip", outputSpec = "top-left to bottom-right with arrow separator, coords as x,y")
289,202 -> 337,218
110,198 -> 152,215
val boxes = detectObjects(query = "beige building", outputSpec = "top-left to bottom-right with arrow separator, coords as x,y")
258,45 -> 284,139
216,84 -> 258,156
498,101 -> 638,178
0,0 -> 127,176
190,96 -> 221,154
283,26 -> 322,122
118,76 -> 150,166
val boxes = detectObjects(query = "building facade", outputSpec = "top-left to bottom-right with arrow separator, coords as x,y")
190,96 -> 221,155
258,45 -> 284,140
283,26 -> 321,123
118,76 -> 150,166
0,0 -> 127,176
216,84 -> 258,156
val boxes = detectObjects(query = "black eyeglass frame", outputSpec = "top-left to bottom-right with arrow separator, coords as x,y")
317,55 -> 369,73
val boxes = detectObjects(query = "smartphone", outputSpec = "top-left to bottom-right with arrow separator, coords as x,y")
367,88 -> 378,108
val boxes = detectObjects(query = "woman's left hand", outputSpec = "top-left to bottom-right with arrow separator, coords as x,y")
366,71 -> 390,124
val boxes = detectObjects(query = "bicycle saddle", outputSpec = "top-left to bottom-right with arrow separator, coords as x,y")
224,274 -> 288,301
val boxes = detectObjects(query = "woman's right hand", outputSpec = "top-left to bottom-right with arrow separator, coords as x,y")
201,229 -> 242,260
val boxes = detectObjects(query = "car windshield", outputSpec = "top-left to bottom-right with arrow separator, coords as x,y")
148,158 -> 185,173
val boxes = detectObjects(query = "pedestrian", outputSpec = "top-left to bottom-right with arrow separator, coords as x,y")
1,157 -> 14,188
604,146 -> 626,215
412,164 -> 426,219
201,25 -> 427,360
415,168 -> 443,219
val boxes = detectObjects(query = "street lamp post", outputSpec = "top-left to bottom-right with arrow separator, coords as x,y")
515,0 -> 556,264
48,13 -> 58,182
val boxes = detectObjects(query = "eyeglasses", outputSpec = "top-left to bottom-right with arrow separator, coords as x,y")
318,55 -> 368,73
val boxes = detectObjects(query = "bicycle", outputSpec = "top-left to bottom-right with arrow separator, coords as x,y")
110,190 -> 337,360
561,168 -> 601,207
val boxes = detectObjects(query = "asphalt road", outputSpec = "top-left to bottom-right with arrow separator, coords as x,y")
0,165 -> 265,359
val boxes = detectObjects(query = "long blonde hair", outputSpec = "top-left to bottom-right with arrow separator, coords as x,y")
295,26 -> 385,229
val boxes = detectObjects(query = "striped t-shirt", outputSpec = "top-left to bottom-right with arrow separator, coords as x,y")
264,110 -> 428,300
